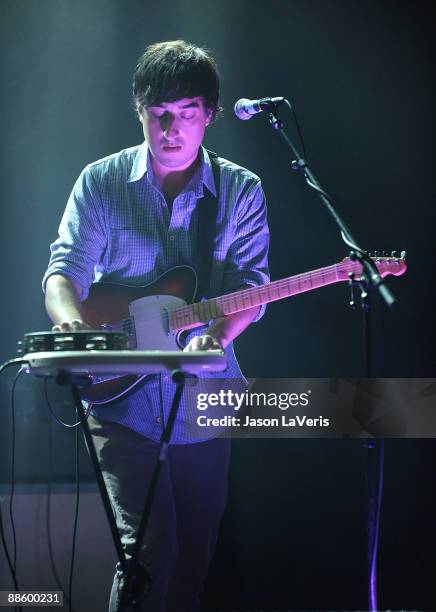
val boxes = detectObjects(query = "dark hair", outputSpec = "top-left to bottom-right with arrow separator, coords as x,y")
132,40 -> 222,120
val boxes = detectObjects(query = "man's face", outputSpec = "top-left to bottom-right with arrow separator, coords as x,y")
139,96 -> 212,172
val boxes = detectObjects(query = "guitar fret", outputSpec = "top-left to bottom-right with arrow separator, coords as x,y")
243,292 -> 253,307
214,299 -> 221,318
206,300 -> 213,319
203,301 -> 211,322
217,297 -> 228,316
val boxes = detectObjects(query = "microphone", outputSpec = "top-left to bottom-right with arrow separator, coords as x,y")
234,96 -> 284,120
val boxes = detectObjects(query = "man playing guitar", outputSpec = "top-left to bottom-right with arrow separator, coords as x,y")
43,40 -> 270,611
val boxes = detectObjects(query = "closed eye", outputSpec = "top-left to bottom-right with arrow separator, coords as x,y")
147,108 -> 197,120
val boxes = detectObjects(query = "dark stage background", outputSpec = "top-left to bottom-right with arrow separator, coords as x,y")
1,1 -> 435,610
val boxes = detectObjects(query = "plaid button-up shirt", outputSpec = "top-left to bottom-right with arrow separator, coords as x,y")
43,143 -> 269,443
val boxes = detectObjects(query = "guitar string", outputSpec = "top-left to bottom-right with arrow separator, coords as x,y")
109,260 -> 400,333
105,260 -> 400,334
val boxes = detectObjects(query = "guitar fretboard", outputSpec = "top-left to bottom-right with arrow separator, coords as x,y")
168,263 -> 343,331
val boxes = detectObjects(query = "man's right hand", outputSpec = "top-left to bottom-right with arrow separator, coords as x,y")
45,275 -> 90,331
51,319 -> 91,332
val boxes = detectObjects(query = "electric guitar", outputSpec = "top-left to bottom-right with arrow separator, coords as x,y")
80,254 -> 407,405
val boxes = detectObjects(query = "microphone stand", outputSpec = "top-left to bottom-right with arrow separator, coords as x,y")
263,99 -> 395,611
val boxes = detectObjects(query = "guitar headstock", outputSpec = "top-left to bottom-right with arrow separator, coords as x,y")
338,250 -> 407,281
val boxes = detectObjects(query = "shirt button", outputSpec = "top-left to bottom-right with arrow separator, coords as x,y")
156,416 -> 162,423
169,235 -> 175,241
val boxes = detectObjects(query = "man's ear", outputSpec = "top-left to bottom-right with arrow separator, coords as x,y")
205,109 -> 213,127
137,107 -> 143,123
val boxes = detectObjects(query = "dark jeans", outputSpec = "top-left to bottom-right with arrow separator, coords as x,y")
87,415 -> 231,612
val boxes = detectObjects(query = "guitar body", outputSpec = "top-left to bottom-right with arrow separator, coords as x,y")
81,266 -> 198,405
82,265 -> 197,330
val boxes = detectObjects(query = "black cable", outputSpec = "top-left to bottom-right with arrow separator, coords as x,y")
46,417 -> 73,609
42,376 -> 92,612
68,419 -> 80,612
0,358 -> 27,375
0,504 -> 19,592
371,438 -> 385,611
44,378 -> 91,427
2,359 -> 83,611
275,102 -> 366,257
0,363 -> 25,612
285,98 -> 307,160
302,173 -> 364,255
380,299 -> 385,377
9,368 -> 25,573
44,378 -> 85,612
1,360 -> 83,610
365,438 -> 385,611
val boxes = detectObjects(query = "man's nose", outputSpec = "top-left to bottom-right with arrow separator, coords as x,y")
161,113 -> 179,138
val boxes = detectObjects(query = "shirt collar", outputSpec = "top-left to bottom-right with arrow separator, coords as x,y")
128,142 -> 217,197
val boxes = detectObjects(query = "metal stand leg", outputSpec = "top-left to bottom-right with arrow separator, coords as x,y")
69,383 -> 128,575
117,370 -> 188,612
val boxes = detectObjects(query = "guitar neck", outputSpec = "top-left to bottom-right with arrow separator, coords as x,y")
217,264 -> 341,314
169,263 -> 341,331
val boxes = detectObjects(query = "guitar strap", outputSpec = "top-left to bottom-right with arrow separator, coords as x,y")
196,149 -> 221,300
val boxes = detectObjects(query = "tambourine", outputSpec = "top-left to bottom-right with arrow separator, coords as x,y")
19,331 -> 128,354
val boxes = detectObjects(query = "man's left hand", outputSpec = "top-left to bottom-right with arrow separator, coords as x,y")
183,334 -> 223,352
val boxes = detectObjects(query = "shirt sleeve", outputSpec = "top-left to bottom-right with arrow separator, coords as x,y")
42,166 -> 107,301
222,178 -> 270,322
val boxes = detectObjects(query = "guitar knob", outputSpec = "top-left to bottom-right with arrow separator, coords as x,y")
391,250 -> 398,257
